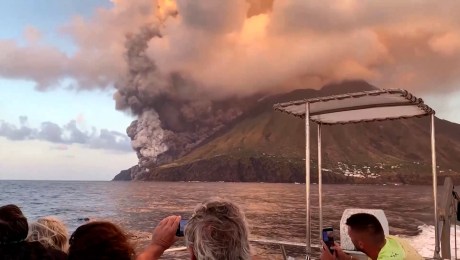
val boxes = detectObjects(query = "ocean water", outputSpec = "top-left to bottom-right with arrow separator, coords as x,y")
0,180 -> 458,259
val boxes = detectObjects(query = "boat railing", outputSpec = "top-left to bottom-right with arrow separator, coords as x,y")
163,239 -> 314,260
163,235 -> 453,259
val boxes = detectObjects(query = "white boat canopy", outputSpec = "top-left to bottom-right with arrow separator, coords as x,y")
273,89 -> 435,125
273,88 -> 441,259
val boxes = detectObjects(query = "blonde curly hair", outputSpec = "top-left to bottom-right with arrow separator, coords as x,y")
27,216 -> 69,252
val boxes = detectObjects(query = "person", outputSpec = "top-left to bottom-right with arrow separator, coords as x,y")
0,204 -> 57,260
68,221 -> 135,260
321,213 -> 422,260
137,198 -> 252,260
27,216 -> 70,253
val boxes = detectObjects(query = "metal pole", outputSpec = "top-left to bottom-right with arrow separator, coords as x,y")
432,114 -> 440,259
454,200 -> 457,260
305,102 -> 311,256
318,124 -> 323,242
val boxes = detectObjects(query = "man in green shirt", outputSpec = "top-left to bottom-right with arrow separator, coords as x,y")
321,213 -> 422,260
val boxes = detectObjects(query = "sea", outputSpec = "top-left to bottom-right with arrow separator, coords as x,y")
1,180 -> 459,259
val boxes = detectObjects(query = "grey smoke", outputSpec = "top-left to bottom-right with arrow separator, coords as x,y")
0,117 -> 131,152
114,25 -> 251,164
113,1 -> 272,166
127,110 -> 167,160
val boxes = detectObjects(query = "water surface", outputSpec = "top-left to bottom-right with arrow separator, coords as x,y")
0,181 -> 441,258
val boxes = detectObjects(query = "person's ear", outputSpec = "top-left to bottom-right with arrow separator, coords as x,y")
358,240 -> 365,249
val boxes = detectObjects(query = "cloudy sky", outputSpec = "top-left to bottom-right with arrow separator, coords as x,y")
0,0 -> 137,180
1,0 -> 459,180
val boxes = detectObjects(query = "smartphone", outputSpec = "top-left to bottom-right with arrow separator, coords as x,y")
176,219 -> 188,237
322,227 -> 334,253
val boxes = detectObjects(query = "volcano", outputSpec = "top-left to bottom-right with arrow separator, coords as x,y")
113,80 -> 460,184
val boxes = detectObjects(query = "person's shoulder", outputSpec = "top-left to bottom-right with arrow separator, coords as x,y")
22,241 -> 56,260
387,235 -> 423,260
47,247 -> 68,260
378,237 -> 405,260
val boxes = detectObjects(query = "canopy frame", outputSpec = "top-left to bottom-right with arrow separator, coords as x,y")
274,88 -> 440,259
274,89 -> 435,125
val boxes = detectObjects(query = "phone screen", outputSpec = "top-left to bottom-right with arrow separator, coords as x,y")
176,219 -> 188,237
322,228 -> 334,253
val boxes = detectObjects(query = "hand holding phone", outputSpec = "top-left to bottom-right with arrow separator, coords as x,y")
322,227 -> 334,253
151,215 -> 181,250
176,219 -> 188,237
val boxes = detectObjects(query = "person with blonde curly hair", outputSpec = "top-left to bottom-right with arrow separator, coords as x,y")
28,216 -> 69,253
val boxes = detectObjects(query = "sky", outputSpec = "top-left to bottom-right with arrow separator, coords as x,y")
0,0 -> 137,180
0,0 -> 459,180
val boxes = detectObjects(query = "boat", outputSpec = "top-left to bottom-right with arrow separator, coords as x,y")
271,88 -> 459,259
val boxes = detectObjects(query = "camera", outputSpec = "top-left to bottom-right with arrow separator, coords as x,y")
176,219 -> 188,237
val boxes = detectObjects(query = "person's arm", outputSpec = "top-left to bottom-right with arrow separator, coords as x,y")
137,215 -> 181,260
137,244 -> 166,260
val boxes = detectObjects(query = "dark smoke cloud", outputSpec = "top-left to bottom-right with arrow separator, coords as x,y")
94,0 -> 460,165
113,21 -> 253,164
0,1 -> 459,93
0,117 -> 131,152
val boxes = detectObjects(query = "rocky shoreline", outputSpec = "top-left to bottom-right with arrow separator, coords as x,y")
113,155 -> 460,185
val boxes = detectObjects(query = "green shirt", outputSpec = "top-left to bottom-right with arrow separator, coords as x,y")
377,236 -> 405,260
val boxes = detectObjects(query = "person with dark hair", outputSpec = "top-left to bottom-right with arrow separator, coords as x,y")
321,213 -> 422,260
0,204 -> 29,245
0,204 -> 59,260
345,213 -> 386,256
68,221 -> 135,260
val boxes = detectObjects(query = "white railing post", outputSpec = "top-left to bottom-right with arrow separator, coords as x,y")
305,102 -> 311,257
431,114 -> 440,259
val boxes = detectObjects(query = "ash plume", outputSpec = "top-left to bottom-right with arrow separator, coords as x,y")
113,5 -> 253,166
1,0 -> 460,165
1,1 -> 460,94
113,0 -> 460,165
